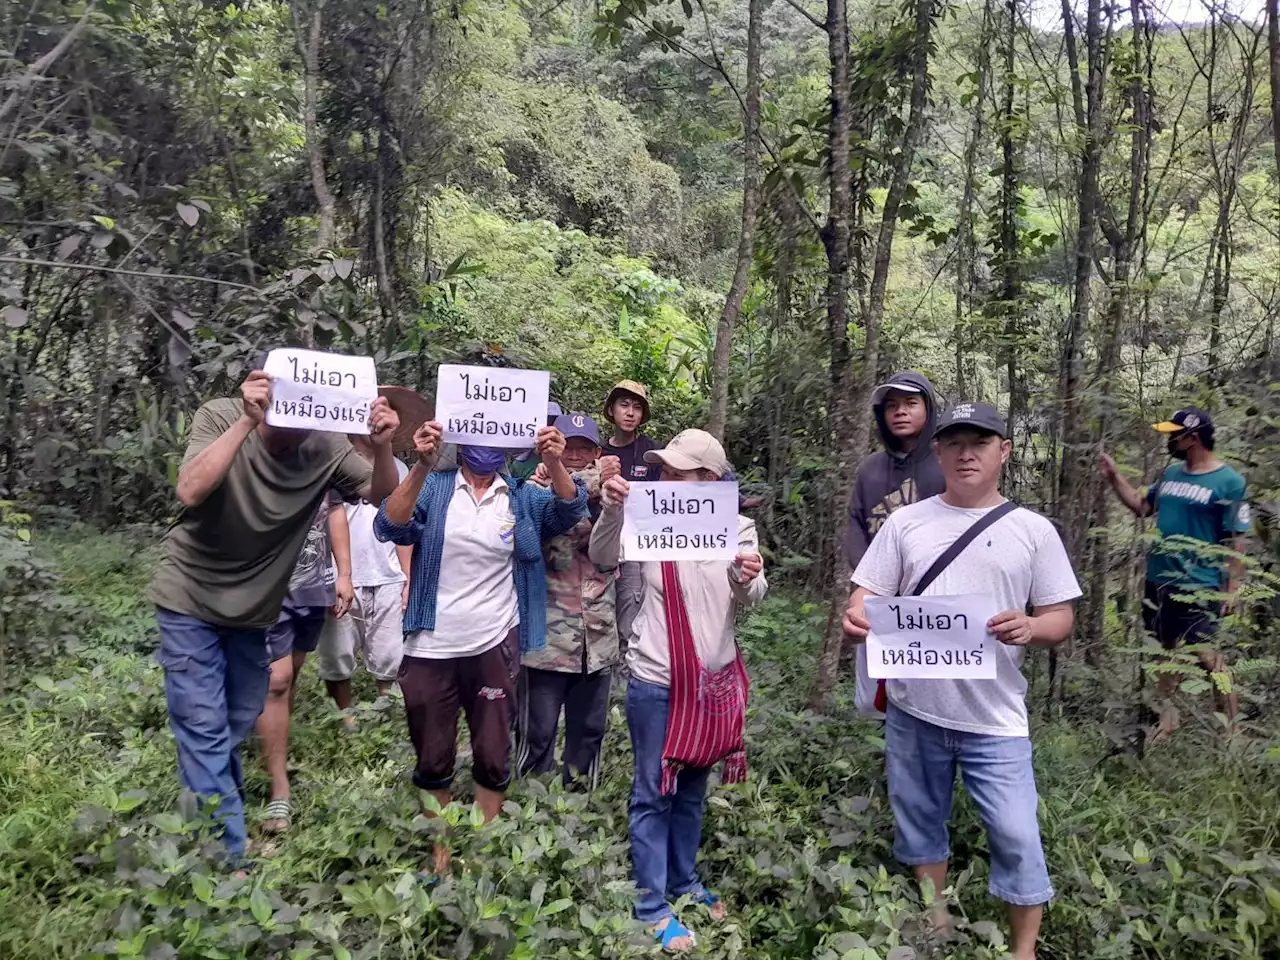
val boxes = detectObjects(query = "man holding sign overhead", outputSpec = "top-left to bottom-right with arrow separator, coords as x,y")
148,349 -> 401,862
589,429 -> 766,951
841,402 -> 1080,960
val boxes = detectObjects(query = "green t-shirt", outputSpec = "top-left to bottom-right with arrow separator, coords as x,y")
1144,462 -> 1250,591
148,399 -> 372,628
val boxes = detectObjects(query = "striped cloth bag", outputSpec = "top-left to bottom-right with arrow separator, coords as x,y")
658,561 -> 749,796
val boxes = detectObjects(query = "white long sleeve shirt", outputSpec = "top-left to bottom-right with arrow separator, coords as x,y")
588,503 -> 767,687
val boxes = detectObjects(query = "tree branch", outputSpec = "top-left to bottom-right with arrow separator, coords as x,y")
0,256 -> 258,290
0,1 -> 98,126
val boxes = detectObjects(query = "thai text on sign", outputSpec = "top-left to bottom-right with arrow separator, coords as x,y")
264,348 -> 377,434
622,481 -> 739,560
865,594 -> 999,679
435,364 -> 551,449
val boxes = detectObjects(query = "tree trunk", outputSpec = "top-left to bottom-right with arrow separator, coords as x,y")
373,132 -> 398,328
1082,0 -> 1153,663
849,0 -> 936,464
1269,0 -> 1280,181
1055,0 -> 1104,564
996,0 -> 1022,433
810,0 -> 935,712
297,0 -> 336,253
954,0 -> 995,402
707,0 -> 764,442
807,0 -> 854,713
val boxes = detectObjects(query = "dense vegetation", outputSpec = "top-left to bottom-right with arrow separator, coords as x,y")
3,528 -> 1280,959
3,0 -> 1280,956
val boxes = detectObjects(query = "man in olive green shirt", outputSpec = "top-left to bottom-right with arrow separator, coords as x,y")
148,367 -> 400,860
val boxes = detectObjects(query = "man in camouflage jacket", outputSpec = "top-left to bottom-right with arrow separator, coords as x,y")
516,413 -> 619,788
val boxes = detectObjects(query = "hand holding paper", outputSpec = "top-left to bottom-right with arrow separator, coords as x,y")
241,370 -> 271,425
988,609 -> 1034,646
368,397 -> 399,448
865,594 -> 999,680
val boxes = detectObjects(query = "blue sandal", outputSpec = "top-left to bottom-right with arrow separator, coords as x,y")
654,915 -> 697,951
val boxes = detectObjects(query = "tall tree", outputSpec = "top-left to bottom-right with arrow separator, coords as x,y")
810,0 -> 936,711
708,0 -> 764,440
806,0 -> 855,712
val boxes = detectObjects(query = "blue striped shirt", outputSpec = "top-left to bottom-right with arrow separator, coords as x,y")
373,470 -> 588,653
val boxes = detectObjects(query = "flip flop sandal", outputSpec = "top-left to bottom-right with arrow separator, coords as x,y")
261,798 -> 292,834
654,915 -> 697,952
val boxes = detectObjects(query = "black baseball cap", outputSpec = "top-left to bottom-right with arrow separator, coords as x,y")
933,401 -> 1007,440
1152,406 -> 1213,439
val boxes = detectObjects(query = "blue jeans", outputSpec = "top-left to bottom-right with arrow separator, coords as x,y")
885,703 -> 1053,906
627,678 -> 712,924
154,608 -> 270,859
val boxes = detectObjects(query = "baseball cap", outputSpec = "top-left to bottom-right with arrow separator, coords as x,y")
605,380 -> 650,424
644,429 -> 730,477
554,412 -> 602,447
1152,406 -> 1213,436
933,401 -> 1007,440
871,380 -> 925,406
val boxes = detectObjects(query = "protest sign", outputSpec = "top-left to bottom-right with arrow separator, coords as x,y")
622,481 -> 739,561
264,348 -> 377,434
865,594 -> 1000,680
435,364 -> 551,449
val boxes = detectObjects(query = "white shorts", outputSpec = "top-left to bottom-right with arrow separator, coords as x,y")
317,582 -> 404,682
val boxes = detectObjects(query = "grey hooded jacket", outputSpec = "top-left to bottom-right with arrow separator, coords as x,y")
844,371 -> 946,568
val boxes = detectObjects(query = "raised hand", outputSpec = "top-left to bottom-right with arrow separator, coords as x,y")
413,420 -> 443,466
601,474 -> 630,506
599,455 -> 622,484
535,425 -> 566,463
368,396 -> 400,448
1098,453 -> 1118,483
241,370 -> 271,425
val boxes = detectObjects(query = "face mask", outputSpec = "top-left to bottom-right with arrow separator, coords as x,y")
1167,435 -> 1189,460
459,445 -> 508,475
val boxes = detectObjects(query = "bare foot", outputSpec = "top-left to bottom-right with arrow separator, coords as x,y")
432,842 -> 452,876
927,903 -> 957,938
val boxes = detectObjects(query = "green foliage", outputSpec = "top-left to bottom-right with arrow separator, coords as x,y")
3,539 -> 1280,958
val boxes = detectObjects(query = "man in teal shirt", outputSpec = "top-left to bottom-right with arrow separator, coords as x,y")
1100,407 -> 1250,738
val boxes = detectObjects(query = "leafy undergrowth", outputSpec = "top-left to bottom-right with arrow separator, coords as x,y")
2,530 -> 1280,959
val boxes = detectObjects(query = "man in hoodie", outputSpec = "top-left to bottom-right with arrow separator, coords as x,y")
844,373 -> 946,710
845,372 -> 947,571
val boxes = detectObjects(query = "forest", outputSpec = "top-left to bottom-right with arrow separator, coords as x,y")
2,0 -> 1280,956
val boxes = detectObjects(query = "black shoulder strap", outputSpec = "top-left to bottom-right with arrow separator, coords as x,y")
908,500 -> 1020,597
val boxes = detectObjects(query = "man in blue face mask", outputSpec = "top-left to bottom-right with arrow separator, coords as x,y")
375,417 -> 589,876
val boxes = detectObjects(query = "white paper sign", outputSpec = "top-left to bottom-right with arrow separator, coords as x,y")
622,481 -> 739,561
865,594 -> 1000,680
435,364 -> 550,449
264,348 -> 377,434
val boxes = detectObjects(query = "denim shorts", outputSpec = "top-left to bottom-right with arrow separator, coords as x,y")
884,703 -> 1053,906
265,603 -> 328,662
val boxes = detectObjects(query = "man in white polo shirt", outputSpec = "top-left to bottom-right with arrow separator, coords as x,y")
843,401 -> 1081,960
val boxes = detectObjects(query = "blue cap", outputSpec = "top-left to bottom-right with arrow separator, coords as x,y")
554,412 -> 602,446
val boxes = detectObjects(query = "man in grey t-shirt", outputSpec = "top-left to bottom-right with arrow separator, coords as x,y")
842,402 -> 1081,960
